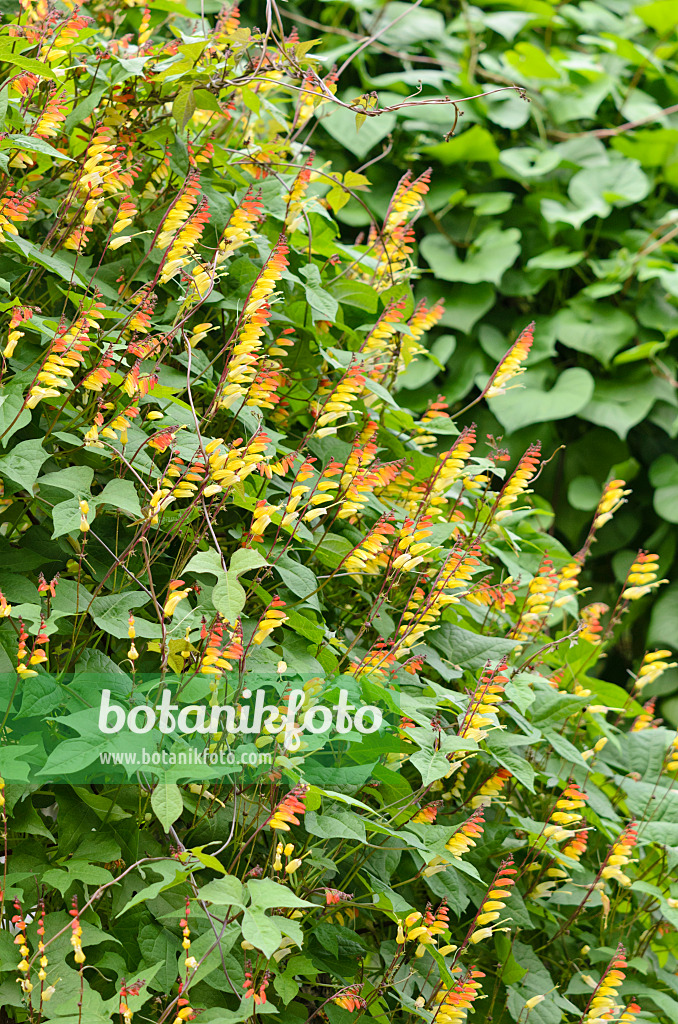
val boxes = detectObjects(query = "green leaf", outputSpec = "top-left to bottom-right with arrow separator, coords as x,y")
199,875 -> 248,908
0,388 -> 30,446
321,101 -> 396,159
649,584 -> 678,648
90,592 -> 157,639
97,478 -> 143,517
274,555 -> 318,605
64,86 -> 108,134
409,747 -> 459,785
430,622 -> 520,670
229,548 -> 268,578
531,691 -> 589,729
247,877 -> 315,910
635,0 -> 676,33
505,673 -> 536,714
420,227 -> 521,285
241,907 -> 283,960
17,675 -> 61,718
579,377 -> 659,439
526,248 -> 586,270
0,438 -> 48,491
184,548 -> 226,576
38,465 -> 94,496
8,235 -> 87,286
0,134 -> 73,161
212,573 -> 246,626
426,124 -> 500,164
300,264 -> 339,322
0,53 -> 57,81
151,780 -> 184,832
486,734 -> 536,792
38,738 -> 105,776
305,809 -> 367,843
172,86 -> 196,130
116,861 -> 189,916
487,367 -> 595,431
505,41 -> 560,78
52,497 -> 90,538
552,301 -> 635,367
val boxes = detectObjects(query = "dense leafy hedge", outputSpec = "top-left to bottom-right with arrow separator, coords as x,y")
1,3 -> 678,1024
286,0 -> 678,708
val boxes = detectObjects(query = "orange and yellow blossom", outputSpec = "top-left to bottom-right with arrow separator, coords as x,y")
635,650 -> 677,693
485,321 -> 534,398
268,783 -> 308,831
434,967 -> 485,1024
601,822 -> 638,888
621,551 -> 667,601
582,946 -> 627,1023
494,442 -> 541,521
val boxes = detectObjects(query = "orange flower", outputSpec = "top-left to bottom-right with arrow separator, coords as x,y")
268,783 -> 308,831
486,321 -> 534,398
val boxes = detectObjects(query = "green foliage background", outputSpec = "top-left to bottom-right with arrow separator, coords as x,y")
285,0 -> 678,710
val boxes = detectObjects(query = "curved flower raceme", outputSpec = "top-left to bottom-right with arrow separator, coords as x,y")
485,321 -> 534,398
495,442 -> 541,521
621,551 -> 668,601
601,822 -> 638,888
635,650 -> 677,693
582,946 -> 628,1023
268,783 -> 308,831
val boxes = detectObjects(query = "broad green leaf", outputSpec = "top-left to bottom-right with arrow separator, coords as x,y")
247,877 -> 315,910
151,780 -> 184,831
38,465 -> 94,496
635,0 -> 675,33
420,227 -> 521,285
1,133 -> 73,161
305,809 -> 367,843
0,53 -> 57,80
321,100 -> 396,159
552,301 -> 635,367
52,497 -> 90,538
301,264 -> 339,322
0,438 -> 48,491
172,85 -> 196,130
90,592 -> 156,639
487,367 -> 595,431
229,548 -> 268,577
427,124 -> 500,164
0,388 -> 30,446
241,907 -> 283,959
430,622 -> 520,670
97,478 -> 143,517
199,875 -> 248,908
116,861 -> 189,916
274,554 -> 318,604
212,573 -> 246,626
409,747 -> 457,785
184,548 -> 226,576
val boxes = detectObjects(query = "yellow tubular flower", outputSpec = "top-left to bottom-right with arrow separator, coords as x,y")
593,479 -> 631,530
582,946 -> 627,1023
435,967 -> 485,1024
253,597 -> 288,645
485,321 -> 534,398
495,442 -> 541,521
635,649 -> 677,692
621,550 -> 667,601
601,823 -> 638,887
163,580 -> 192,618
469,858 -> 516,942
459,663 -> 508,742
